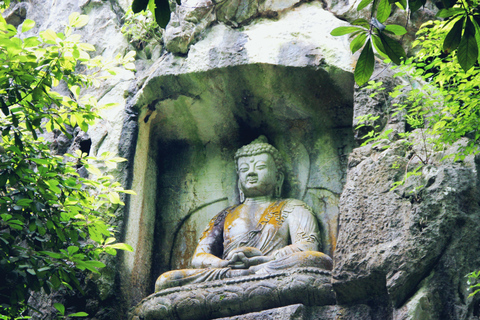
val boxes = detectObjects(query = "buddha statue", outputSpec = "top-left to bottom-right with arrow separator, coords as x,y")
155,136 -> 333,291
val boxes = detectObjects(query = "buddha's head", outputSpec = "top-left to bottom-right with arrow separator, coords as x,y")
234,136 -> 284,201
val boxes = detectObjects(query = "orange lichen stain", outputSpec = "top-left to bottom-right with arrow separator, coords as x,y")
224,204 -> 243,232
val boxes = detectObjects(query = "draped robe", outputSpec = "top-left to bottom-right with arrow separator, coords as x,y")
155,199 -> 332,291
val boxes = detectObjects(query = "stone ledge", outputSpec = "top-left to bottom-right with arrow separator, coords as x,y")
129,268 -> 335,320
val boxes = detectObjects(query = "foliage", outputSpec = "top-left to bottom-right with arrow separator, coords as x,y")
357,19 -> 480,151
0,12 -> 135,319
390,20 -> 480,159
121,9 -> 163,51
354,19 -> 480,297
354,18 -> 480,194
131,0 -> 179,28
0,1 -> 10,10
467,270 -> 480,297
331,0 -> 480,85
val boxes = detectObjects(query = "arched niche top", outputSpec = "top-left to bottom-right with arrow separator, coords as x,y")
138,64 -> 354,146
122,63 -> 355,305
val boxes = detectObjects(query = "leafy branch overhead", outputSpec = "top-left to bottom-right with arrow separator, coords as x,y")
331,0 -> 480,85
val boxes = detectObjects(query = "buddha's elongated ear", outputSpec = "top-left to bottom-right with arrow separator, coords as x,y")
275,172 -> 284,198
238,179 -> 245,203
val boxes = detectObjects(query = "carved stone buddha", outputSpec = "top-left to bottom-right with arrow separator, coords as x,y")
155,136 -> 333,291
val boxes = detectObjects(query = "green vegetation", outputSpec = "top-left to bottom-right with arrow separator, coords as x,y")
121,9 -> 163,52
131,0 -> 178,28
331,0 -> 480,86
357,19 -> 480,159
0,10 -> 135,319
353,18 -> 480,296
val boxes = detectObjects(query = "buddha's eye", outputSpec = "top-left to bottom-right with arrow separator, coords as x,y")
256,162 -> 267,170
239,165 -> 249,172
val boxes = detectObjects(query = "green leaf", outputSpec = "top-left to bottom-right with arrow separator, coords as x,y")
444,17 -> 464,53
107,243 -> 134,252
14,132 -> 23,151
1,214 -> 12,222
473,16 -> 480,60
41,251 -> 63,259
379,33 -> 406,64
354,39 -> 375,86
29,158 -> 50,165
84,164 -> 102,176
457,18 -> 478,72
54,303 -> 65,316
384,24 -> 407,35
46,179 -> 61,194
0,98 -> 8,116
395,0 -> 407,10
350,32 -> 368,53
0,174 -> 7,188
436,8 -> 464,18
85,260 -> 106,268
376,0 -> 392,23
409,0 -> 426,12
69,12 -> 80,25
21,19 -> 35,33
330,26 -> 365,36
78,43 -> 95,51
40,29 -> 58,42
108,192 -> 121,204
51,274 -> 61,289
358,0 -> 374,11
351,18 -> 370,28
68,312 -> 89,317
372,34 -> 388,59
70,13 -> 89,28
132,0 -> 149,12
16,199 -> 32,207
68,246 -> 79,255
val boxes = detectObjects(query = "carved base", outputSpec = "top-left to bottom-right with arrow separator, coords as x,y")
130,268 -> 335,320
213,304 -> 339,320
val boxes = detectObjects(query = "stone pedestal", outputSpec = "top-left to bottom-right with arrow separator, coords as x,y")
129,268 -> 335,320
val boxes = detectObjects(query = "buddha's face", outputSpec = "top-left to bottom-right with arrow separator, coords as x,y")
237,153 -> 278,198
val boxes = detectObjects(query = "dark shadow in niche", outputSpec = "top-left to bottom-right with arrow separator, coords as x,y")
150,139 -> 192,292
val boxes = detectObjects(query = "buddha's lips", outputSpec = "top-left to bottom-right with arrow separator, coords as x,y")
246,177 -> 258,183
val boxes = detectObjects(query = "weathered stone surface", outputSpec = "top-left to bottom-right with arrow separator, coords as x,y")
213,304 -> 308,320
130,268 -> 335,320
333,133 -> 480,318
351,62 -> 408,143
163,1 -> 354,62
163,0 -> 310,54
213,304 -> 343,320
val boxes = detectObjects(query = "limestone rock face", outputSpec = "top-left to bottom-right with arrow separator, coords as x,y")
164,0 -> 352,56
333,135 -> 480,319
160,2 -> 354,72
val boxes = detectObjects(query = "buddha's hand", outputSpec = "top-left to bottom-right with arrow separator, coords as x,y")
226,247 -> 273,269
